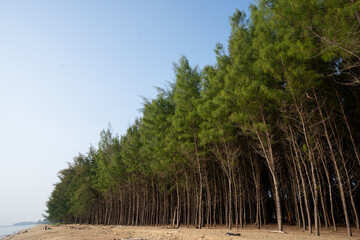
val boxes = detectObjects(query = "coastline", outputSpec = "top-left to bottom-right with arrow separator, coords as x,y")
0,224 -> 37,240
1,224 -> 358,240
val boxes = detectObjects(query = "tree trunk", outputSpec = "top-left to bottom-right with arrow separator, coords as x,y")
314,91 -> 352,237
193,126 -> 203,229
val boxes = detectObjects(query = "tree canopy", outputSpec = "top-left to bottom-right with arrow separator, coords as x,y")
46,1 -> 360,237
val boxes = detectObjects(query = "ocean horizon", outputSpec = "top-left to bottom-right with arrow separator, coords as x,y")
0,224 -> 36,239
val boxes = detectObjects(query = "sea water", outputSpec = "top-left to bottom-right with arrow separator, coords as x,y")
0,224 -> 36,239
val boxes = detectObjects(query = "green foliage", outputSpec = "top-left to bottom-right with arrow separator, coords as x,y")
46,1 -> 360,231
172,56 -> 203,156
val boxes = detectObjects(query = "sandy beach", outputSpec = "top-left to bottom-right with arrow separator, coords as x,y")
2,224 -> 358,240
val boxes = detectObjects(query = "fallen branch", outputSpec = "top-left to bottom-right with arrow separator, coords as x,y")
118,237 -> 152,240
226,232 -> 241,236
269,230 -> 286,234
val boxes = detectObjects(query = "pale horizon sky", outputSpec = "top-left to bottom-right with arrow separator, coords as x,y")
0,0 -> 252,226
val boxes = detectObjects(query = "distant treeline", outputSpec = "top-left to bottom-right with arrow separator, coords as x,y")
13,220 -> 50,226
46,0 -> 360,237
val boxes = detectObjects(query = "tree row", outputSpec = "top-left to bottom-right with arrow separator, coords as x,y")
46,0 -> 360,236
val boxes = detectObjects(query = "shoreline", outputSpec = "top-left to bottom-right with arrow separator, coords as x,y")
2,224 -> 358,239
0,224 -> 37,240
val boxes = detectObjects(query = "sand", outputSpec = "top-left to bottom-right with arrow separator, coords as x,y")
2,224 -> 358,240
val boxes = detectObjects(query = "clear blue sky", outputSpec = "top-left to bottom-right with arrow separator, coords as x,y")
0,0 -> 253,226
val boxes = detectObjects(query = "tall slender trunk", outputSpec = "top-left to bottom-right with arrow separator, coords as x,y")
228,175 -> 233,230
289,126 -> 311,232
293,94 -> 319,234
249,146 -> 261,229
288,132 -> 306,229
193,124 -> 203,229
317,168 -> 329,229
251,109 -> 283,232
203,167 -> 212,229
317,136 -> 337,231
213,174 -> 217,227
330,116 -> 360,230
176,180 -> 181,228
274,179 -> 283,231
233,173 -> 239,230
184,171 -> 190,228
335,89 -> 360,167
314,91 -> 352,237
310,161 -> 320,236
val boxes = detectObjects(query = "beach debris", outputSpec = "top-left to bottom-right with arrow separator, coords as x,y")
117,237 -> 152,240
70,226 -> 86,230
225,232 -> 241,236
269,230 -> 286,234
167,230 -> 178,234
